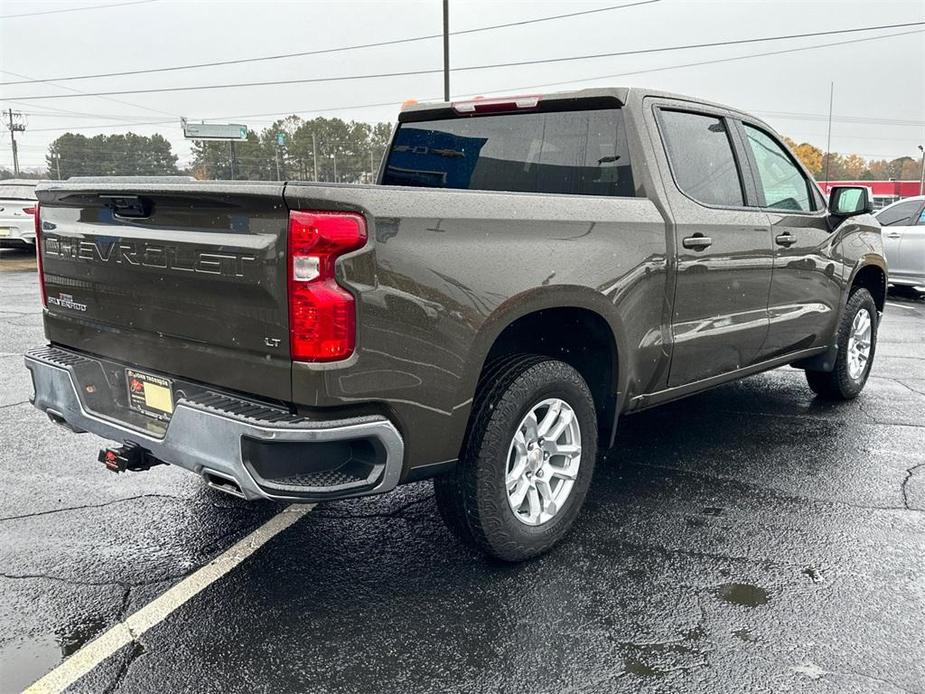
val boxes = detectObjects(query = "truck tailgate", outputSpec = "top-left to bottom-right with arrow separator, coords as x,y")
35,182 -> 292,402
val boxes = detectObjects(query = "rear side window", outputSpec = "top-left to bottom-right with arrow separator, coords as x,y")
382,108 -> 635,197
743,125 -> 813,212
876,199 -> 921,226
658,110 -> 744,207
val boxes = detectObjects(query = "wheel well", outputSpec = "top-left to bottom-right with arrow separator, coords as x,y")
479,308 -> 619,439
851,265 -> 886,312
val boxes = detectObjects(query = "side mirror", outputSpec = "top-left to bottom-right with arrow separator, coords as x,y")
828,186 -> 873,217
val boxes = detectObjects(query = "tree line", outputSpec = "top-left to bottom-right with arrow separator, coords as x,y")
783,138 -> 921,181
35,116 -> 393,182
5,118 -> 920,183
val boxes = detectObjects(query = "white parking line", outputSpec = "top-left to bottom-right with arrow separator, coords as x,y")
23,505 -> 314,694
886,302 -> 919,311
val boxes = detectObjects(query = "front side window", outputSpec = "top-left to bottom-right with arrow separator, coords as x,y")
658,110 -> 744,207
876,199 -> 921,226
382,108 -> 635,197
744,125 -> 812,212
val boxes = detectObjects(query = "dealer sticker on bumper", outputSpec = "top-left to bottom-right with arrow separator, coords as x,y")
126,369 -> 174,419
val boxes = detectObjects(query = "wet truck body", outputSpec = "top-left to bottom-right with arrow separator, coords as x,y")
25,87 -> 884,516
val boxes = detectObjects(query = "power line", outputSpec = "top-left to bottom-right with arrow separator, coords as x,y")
0,69 -> 179,118
472,27 -> 925,121
18,27 -> 925,134
0,108 -> 164,121
754,110 -> 925,127
6,20 -> 924,102
0,0 -> 160,19
0,99 -> 157,120
0,0 -> 660,86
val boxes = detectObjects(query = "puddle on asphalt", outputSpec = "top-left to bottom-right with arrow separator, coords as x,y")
623,654 -> 663,678
682,625 -> 706,641
801,567 -> 823,583
0,633 -> 61,692
715,582 -> 770,607
622,638 -> 704,679
733,628 -> 757,642
0,616 -> 109,691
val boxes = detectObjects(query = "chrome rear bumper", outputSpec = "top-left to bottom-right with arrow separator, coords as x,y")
24,346 -> 405,502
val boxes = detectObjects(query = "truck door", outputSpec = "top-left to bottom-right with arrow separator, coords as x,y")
648,102 -> 773,387
734,121 -> 844,358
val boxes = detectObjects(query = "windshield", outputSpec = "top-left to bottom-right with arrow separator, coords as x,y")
382,108 -> 635,197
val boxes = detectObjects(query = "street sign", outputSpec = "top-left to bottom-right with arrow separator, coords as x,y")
181,118 -> 247,141
276,132 -> 286,147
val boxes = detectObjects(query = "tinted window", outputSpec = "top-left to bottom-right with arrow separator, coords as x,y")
659,110 -> 744,207
744,125 -> 812,212
876,199 -> 921,226
382,109 -> 635,197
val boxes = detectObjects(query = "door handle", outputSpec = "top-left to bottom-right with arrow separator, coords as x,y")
884,231 -> 902,239
775,232 -> 797,247
682,234 -> 712,250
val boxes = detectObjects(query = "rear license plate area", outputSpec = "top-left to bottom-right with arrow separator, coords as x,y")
126,369 -> 174,420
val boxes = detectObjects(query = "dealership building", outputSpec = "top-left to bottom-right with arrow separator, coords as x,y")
815,180 -> 923,209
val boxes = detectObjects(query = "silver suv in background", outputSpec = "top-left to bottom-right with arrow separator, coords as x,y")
0,180 -> 43,249
876,195 -> 925,296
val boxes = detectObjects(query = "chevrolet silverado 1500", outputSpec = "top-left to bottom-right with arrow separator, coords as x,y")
25,88 -> 885,560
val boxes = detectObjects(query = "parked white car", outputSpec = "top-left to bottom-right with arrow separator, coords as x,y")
0,180 -> 42,249
875,195 -> 925,294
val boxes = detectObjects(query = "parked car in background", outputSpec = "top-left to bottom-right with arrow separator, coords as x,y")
876,195 -> 925,295
0,180 -> 42,249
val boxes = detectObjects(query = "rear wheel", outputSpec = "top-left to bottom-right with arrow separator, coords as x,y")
805,288 -> 878,400
434,356 -> 597,561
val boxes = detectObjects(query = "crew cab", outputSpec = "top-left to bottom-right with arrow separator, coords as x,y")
25,88 -> 885,561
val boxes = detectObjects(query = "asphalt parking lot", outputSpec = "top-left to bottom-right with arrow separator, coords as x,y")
1,246 -> 923,694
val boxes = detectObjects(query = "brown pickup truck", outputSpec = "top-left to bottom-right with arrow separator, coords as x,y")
25,88 -> 885,561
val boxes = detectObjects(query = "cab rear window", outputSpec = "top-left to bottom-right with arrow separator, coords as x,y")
382,109 -> 635,197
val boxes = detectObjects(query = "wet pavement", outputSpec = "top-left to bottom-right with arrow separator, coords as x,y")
1,245 -> 923,693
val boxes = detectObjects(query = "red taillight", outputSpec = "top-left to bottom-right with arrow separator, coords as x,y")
34,204 -> 47,308
22,206 -> 36,215
287,211 -> 366,362
452,95 -> 541,114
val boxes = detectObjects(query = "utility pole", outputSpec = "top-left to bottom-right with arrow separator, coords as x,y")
53,153 -> 61,180
6,109 -> 25,176
311,133 -> 318,181
823,81 -> 834,187
442,0 -> 450,101
332,152 -> 338,182
918,145 -> 924,196
369,150 -> 375,183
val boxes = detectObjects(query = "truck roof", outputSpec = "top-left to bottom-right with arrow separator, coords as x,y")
399,86 -> 765,128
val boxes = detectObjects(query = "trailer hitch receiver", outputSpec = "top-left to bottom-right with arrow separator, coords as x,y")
98,443 -> 164,473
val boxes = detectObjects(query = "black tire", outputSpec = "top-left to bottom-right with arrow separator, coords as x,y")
434,356 -> 597,561
805,288 -> 878,400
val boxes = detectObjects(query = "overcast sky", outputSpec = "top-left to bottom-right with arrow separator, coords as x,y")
1,0 -> 923,172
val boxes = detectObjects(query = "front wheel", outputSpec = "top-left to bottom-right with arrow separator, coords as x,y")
805,288 -> 878,400
434,356 -> 597,562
